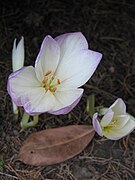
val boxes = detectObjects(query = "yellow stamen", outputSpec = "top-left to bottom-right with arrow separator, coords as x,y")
45,86 -> 49,92
102,118 -> 118,133
109,119 -> 117,127
42,69 -> 60,93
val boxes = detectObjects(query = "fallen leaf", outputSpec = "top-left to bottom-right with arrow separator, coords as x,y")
17,125 -> 95,166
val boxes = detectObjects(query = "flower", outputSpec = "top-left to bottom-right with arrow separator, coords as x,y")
12,37 -> 24,72
93,98 -> 135,140
7,32 -> 102,115
12,37 -> 25,114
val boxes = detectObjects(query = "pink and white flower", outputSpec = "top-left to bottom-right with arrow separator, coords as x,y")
7,32 -> 102,115
93,98 -> 135,140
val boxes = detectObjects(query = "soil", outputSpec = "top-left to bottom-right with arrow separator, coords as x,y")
0,0 -> 135,179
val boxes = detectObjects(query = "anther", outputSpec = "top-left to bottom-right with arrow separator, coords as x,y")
58,79 -> 60,84
52,87 -> 57,92
45,70 -> 52,76
42,76 -> 48,84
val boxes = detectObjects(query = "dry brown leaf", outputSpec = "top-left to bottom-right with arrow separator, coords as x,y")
17,125 -> 95,166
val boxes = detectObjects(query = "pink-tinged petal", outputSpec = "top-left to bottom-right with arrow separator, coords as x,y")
7,67 -> 24,100
55,32 -> 88,62
103,119 -> 135,140
110,98 -> 126,115
7,66 -> 41,106
48,88 -> 84,115
49,93 -> 82,115
7,66 -> 43,108
92,113 -> 103,136
24,90 -> 55,115
35,35 -> 60,82
7,66 -> 55,114
56,49 -> 102,90
101,109 -> 114,127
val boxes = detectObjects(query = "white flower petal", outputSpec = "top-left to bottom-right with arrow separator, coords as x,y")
110,98 -> 126,115
127,113 -> 135,121
103,131 -> 120,140
24,90 -> 55,115
92,113 -> 103,136
49,88 -> 84,114
12,36 -> 24,72
100,109 -> 114,127
56,49 -> 102,89
7,66 -> 41,106
35,35 -> 60,81
99,108 -> 108,116
103,119 -> 135,140
8,66 -> 55,114
55,32 -> 88,62
111,115 -> 130,130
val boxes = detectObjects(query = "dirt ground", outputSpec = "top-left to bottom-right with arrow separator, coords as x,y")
0,0 -> 135,179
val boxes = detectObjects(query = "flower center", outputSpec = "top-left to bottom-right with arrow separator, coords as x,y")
42,70 -> 60,93
101,118 -> 117,133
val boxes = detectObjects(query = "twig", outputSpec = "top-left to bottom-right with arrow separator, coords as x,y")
0,172 -> 18,179
111,160 -> 135,174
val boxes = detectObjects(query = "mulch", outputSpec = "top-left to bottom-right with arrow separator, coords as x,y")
0,0 -> 135,179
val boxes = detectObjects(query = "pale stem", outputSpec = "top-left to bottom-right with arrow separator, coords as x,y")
86,94 -> 95,118
12,102 -> 18,114
12,102 -> 19,120
20,112 -> 39,129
